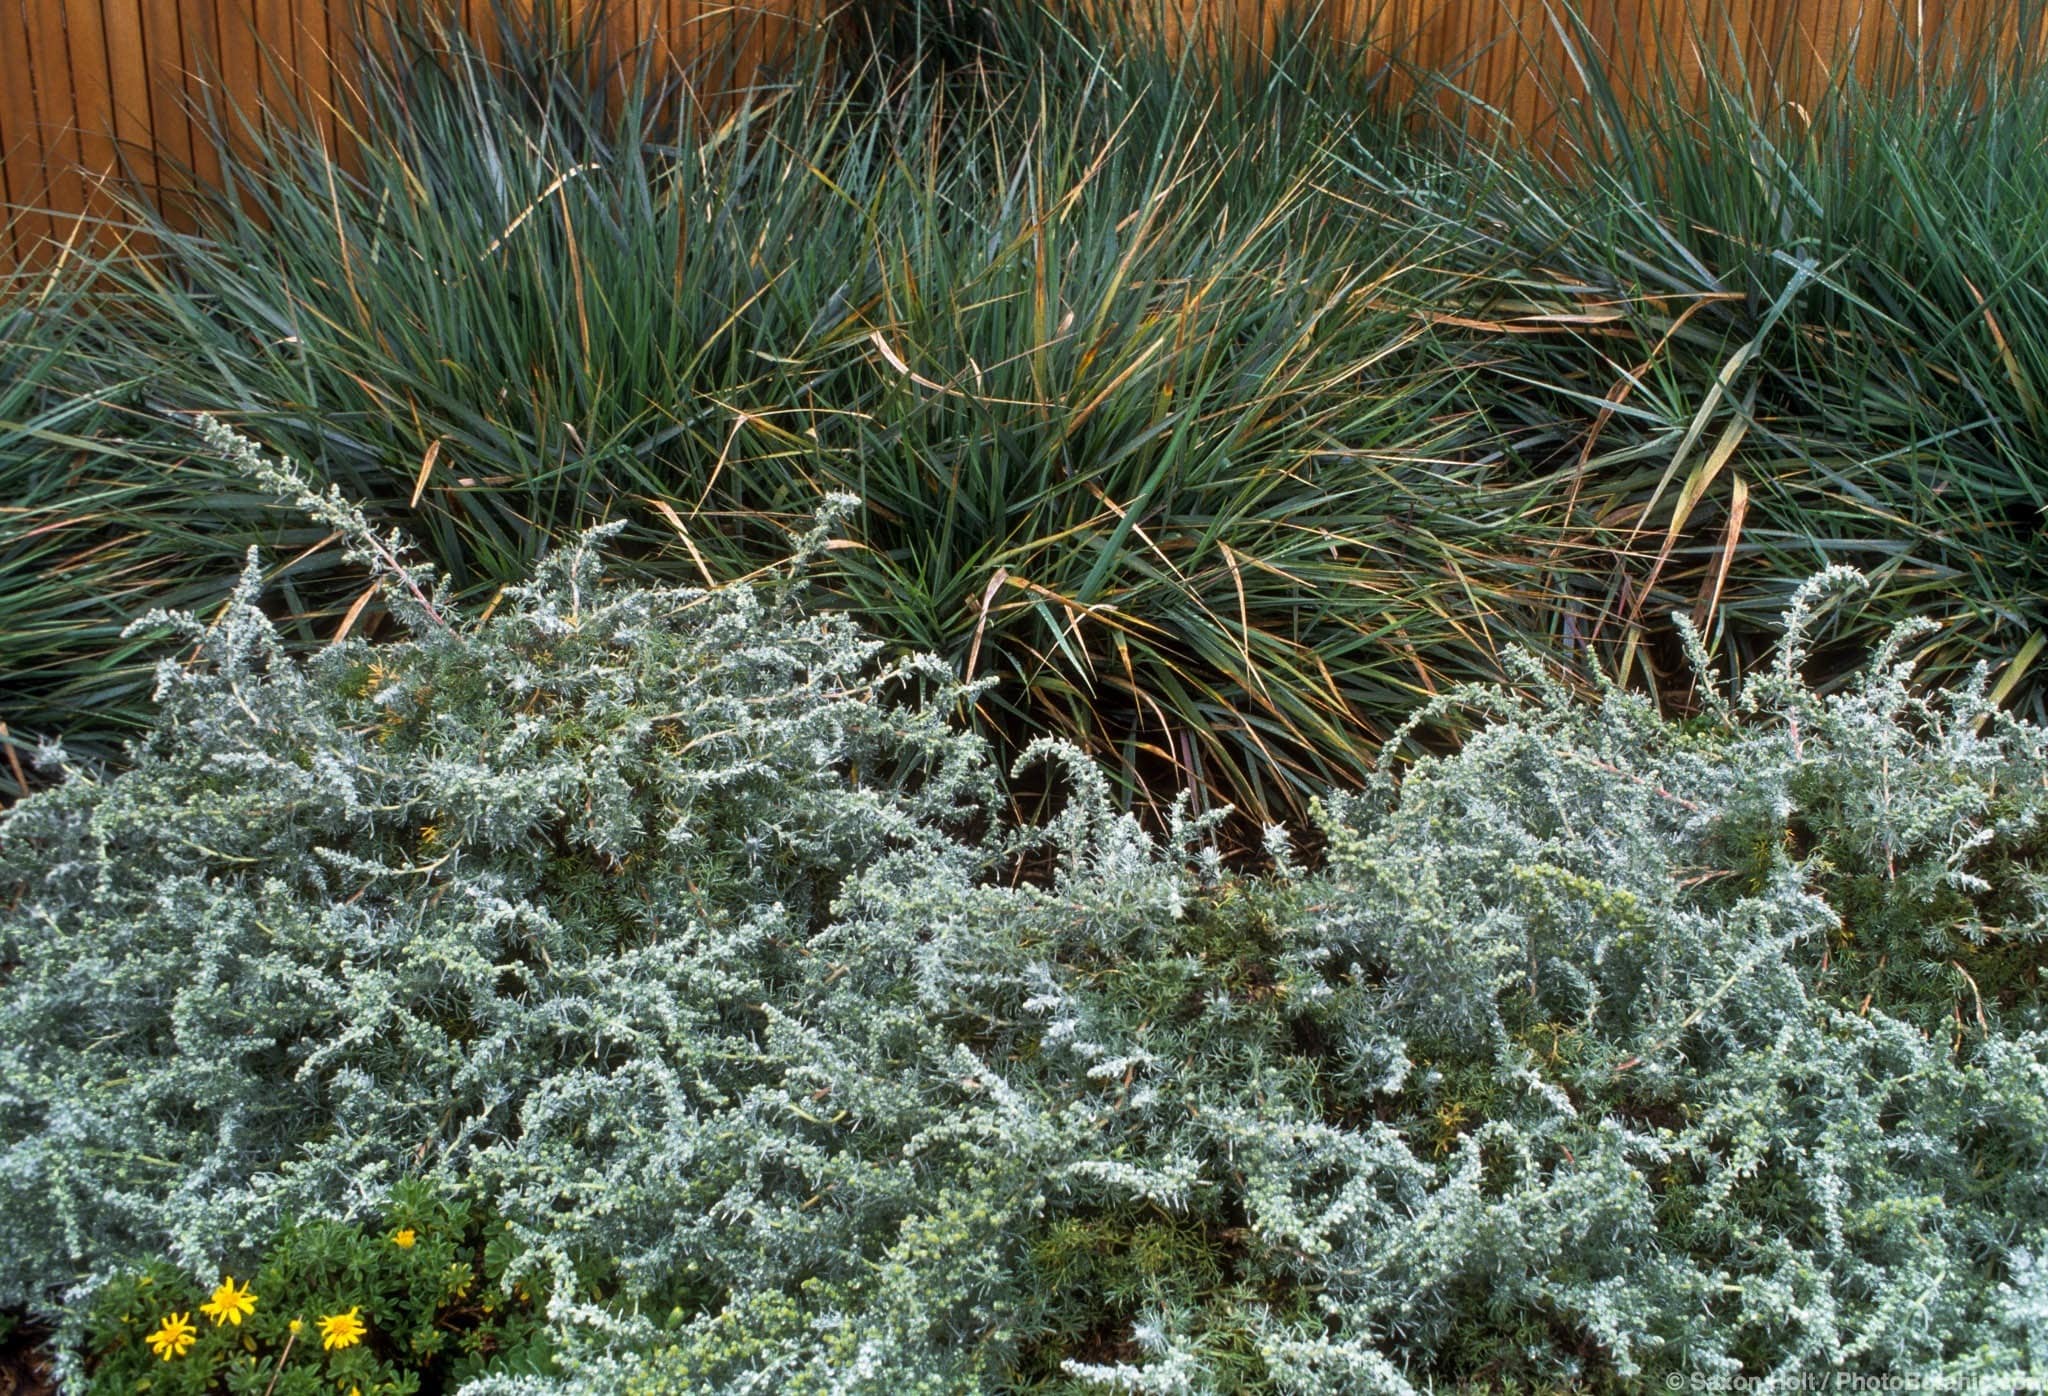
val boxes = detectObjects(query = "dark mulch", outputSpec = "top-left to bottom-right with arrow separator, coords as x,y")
0,1317 -> 55,1396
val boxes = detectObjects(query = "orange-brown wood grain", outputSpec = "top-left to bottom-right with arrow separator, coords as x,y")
287,0 -> 333,152
5,0 -> 2046,271
97,0 -> 159,220
166,0 -> 218,197
127,0 -> 187,233
26,0 -> 88,261
3,0 -> 54,267
58,0 -> 123,256
251,0 -> 300,131
206,0 -> 258,167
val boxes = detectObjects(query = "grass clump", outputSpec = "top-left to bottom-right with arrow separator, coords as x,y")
0,274 -> 330,801
1,3 -> 1580,839
5,0 -> 2046,833
1395,11 -> 2048,713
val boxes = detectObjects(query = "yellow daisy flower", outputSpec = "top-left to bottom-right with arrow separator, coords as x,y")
288,1318 -> 303,1335
392,1227 -> 417,1249
145,1312 -> 197,1360
318,1307 -> 366,1352
200,1275 -> 257,1327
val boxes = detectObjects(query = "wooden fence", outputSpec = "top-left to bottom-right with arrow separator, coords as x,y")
0,1 -> 817,269
1,0 -> 2039,271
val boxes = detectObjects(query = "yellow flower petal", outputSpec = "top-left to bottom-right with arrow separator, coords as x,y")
317,1306 -> 366,1352
144,1312 -> 197,1360
199,1275 -> 257,1327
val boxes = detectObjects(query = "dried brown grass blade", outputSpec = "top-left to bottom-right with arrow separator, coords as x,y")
409,438 -> 443,509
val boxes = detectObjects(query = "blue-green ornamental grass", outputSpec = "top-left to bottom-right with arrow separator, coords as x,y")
3,426 -> 2046,1391
13,0 -> 2048,826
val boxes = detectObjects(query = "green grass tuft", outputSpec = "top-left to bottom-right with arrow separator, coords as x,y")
4,0 -> 2044,832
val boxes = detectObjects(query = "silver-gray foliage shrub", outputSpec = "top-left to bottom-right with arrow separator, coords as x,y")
3,430 -> 2046,1393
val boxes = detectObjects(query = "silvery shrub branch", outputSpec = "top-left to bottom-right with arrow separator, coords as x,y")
2,428 -> 2045,1392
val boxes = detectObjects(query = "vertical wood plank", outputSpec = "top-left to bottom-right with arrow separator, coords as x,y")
2,0 -> 56,268
664,0 -> 692,93
1755,0 -> 1800,104
290,0 -> 334,153
1,0 -> 2041,271
1795,0 -> 1846,104
168,0 -> 217,203
1702,0 -> 1755,109
25,0 -> 86,258
328,0 -> 364,186
1508,0 -> 1547,151
1426,0 -> 1455,117
97,0 -> 156,230
251,0 -> 297,133
322,0 -> 347,138
714,0 -> 738,115
1473,0 -> 1505,146
1464,0 -> 1496,142
62,0 -> 124,255
613,0 -> 648,113
474,0 -> 506,73
1515,0 -> 1563,157
1485,0 -> 1522,150
208,0 -> 258,167
134,0 -> 191,233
